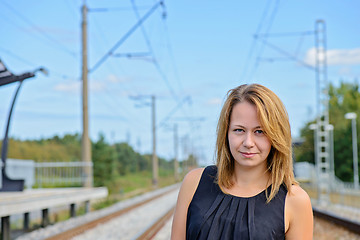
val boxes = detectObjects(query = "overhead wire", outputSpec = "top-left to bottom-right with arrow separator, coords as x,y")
0,1 -> 81,121
89,1 -> 163,73
0,13 -> 79,65
160,9 -> 186,97
239,0 -> 274,82
130,0 -> 179,102
0,47 -> 39,69
157,96 -> 191,129
88,6 -> 152,12
294,33 -> 307,59
0,49 -> 80,124
156,1 -> 198,155
248,1 -> 318,79
255,31 -> 315,38
2,1 -> 78,59
0,47 -> 76,80
253,30 -> 315,61
64,0 -> 81,22
88,4 -> 150,134
255,37 -> 315,71
90,11 -> 149,135
251,29 -> 316,70
130,0 -> 195,151
132,0 -> 196,134
91,86 -> 128,121
90,10 -> 133,96
248,0 -> 281,82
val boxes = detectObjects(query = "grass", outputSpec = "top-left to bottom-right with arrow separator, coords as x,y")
93,170 -> 180,210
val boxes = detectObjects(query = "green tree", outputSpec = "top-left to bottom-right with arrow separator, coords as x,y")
2,131 -> 176,189
92,133 -> 117,186
114,143 -> 157,175
2,134 -> 81,162
181,154 -> 198,172
295,81 -> 360,182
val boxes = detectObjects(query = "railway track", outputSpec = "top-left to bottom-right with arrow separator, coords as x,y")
17,185 -> 359,240
313,207 -> 360,237
134,206 -> 175,240
38,186 -> 178,240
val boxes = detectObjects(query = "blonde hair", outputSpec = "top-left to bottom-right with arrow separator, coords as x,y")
216,83 -> 297,202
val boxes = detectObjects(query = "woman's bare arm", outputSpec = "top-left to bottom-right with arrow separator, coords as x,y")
285,185 -> 313,240
171,168 -> 204,240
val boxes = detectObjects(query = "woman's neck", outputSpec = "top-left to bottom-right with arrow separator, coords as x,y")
232,163 -> 271,189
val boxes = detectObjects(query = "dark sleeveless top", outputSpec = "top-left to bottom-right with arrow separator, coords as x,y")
186,165 -> 287,240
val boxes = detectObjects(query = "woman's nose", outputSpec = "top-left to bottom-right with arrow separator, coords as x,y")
243,133 -> 255,148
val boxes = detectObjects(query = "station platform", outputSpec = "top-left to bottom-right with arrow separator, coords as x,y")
0,187 -> 108,240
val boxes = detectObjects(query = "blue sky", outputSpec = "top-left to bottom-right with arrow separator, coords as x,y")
0,0 -> 359,166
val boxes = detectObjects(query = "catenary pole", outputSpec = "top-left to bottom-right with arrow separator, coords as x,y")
81,2 -> 92,188
174,123 -> 179,181
152,95 -> 158,187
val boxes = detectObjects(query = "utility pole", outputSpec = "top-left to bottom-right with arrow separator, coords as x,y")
174,124 -> 179,181
152,95 -> 158,187
81,2 -> 92,188
137,137 -> 141,153
182,135 -> 189,172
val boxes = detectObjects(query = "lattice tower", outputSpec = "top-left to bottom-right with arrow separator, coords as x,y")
315,20 -> 331,204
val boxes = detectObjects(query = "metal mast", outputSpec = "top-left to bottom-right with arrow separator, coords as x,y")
81,2 -> 93,188
152,95 -> 158,187
174,123 -> 179,182
315,20 -> 330,204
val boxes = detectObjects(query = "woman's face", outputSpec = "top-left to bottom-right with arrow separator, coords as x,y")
227,101 -> 271,170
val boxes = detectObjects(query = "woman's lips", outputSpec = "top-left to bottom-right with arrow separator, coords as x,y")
240,152 -> 256,158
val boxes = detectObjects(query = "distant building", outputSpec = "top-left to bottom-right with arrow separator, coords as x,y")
294,162 -> 316,183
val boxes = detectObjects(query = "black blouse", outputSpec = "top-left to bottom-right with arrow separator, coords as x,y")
186,165 -> 287,240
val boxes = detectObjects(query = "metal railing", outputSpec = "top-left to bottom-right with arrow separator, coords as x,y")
333,176 -> 354,191
35,161 -> 93,188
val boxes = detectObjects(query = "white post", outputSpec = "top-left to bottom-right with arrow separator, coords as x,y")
309,123 -> 320,194
326,124 -> 335,190
345,112 -> 359,189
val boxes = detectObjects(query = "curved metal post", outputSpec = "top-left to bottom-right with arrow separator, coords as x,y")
0,81 -> 25,191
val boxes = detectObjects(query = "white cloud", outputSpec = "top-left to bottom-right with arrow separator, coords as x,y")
90,81 -> 106,92
207,98 -> 222,105
54,82 -> 80,93
107,74 -> 131,83
338,66 -> 352,75
304,47 -> 360,66
54,81 -> 105,93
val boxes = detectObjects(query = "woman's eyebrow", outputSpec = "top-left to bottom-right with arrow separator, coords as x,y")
233,124 -> 262,129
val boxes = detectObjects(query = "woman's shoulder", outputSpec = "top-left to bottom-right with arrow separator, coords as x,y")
286,184 -> 312,205
285,184 -> 312,216
182,165 -> 216,184
180,165 -> 217,196
182,167 -> 205,188
174,168 -> 205,210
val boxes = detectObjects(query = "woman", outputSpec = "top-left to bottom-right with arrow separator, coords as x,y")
171,84 -> 313,239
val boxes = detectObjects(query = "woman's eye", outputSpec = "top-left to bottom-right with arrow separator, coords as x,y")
255,129 -> 264,134
234,129 -> 244,132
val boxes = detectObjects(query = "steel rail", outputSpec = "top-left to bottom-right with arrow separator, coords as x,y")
135,206 -> 175,240
44,188 -> 176,240
313,207 -> 360,235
